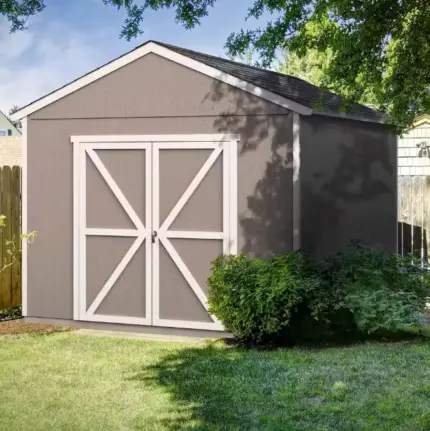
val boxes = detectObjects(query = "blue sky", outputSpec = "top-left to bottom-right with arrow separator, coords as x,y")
0,0 -> 275,113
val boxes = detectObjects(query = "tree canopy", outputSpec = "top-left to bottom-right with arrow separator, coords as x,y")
277,22 -> 378,110
3,0 -> 430,131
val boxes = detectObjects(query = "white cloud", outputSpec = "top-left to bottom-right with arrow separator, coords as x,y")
0,20 -> 122,113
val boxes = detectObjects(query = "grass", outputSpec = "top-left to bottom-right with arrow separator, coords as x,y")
1,325 -> 430,430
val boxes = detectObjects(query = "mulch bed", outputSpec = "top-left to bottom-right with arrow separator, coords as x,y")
0,319 -> 72,336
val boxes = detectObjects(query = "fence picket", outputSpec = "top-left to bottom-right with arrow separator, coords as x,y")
11,166 -> 21,306
0,166 -> 22,309
1,166 -> 12,308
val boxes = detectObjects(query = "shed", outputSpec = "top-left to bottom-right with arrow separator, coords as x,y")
11,41 -> 397,335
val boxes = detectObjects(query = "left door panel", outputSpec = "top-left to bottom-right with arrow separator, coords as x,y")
75,142 -> 152,325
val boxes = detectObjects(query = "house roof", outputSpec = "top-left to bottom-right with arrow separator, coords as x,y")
11,40 -> 385,124
414,114 -> 430,127
0,110 -> 21,135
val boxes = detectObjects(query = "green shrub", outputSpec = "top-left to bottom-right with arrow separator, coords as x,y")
0,306 -> 22,322
207,242 -> 430,344
207,252 -> 323,342
324,243 -> 430,333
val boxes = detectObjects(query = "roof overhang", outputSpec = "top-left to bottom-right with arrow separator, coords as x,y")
414,114 -> 430,127
313,109 -> 387,125
10,41 -> 312,121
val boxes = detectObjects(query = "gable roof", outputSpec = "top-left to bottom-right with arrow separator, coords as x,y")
11,40 -> 385,124
414,114 -> 430,127
0,111 -> 21,135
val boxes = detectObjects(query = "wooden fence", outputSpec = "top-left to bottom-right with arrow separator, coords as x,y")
398,175 -> 430,262
0,166 -> 21,309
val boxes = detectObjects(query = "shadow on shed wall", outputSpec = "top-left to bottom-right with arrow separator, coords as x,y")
204,78 -> 294,258
300,115 -> 397,259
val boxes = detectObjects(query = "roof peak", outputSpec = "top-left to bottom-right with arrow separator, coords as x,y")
11,39 -> 385,124
152,40 -> 315,86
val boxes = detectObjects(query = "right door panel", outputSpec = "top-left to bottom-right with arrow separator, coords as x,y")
152,141 -> 235,330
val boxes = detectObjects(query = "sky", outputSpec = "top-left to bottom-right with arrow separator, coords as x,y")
0,0 -> 274,114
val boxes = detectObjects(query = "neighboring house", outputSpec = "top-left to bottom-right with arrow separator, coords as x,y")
0,112 -> 21,166
398,115 -> 430,258
0,110 -> 21,136
10,41 -> 396,335
398,114 -> 430,176
0,136 -> 21,166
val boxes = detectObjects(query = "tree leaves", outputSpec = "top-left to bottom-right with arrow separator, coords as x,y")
1,0 -> 45,32
3,0 -> 429,131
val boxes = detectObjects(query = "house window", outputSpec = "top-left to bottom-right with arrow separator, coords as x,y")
7,129 -> 12,136
0,129 -> 6,136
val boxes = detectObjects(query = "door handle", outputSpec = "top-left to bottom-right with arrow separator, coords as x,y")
151,231 -> 157,243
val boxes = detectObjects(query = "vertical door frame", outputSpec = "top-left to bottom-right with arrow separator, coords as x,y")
21,117 -> 28,316
72,134 -> 238,331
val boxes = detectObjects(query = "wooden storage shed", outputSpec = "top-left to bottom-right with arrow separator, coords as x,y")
11,41 -> 397,334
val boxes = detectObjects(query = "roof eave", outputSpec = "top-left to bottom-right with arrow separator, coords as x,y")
313,109 -> 387,125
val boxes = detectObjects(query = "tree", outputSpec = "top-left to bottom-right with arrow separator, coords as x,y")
277,23 -> 378,109
9,105 -> 20,115
8,105 -> 21,129
3,0 -> 430,131
278,49 -> 331,90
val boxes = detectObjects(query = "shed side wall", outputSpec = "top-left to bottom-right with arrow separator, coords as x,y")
299,114 -> 397,258
26,53 -> 294,320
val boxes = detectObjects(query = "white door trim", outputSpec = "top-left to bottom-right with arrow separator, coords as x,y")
21,117 -> 28,316
160,145 -> 223,232
152,139 -> 237,331
72,134 -> 238,331
86,149 -> 145,231
71,134 -> 240,144
73,139 -> 152,326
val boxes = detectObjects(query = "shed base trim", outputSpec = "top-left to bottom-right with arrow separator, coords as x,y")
25,317 -> 231,339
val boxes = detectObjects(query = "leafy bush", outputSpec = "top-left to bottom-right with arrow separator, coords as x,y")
325,243 -> 430,333
207,243 -> 430,344
207,251 -> 324,342
0,306 -> 22,322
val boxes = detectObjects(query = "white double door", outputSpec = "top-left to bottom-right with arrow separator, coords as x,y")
73,135 -> 237,331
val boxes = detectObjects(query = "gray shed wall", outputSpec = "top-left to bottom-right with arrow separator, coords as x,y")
299,115 -> 397,258
26,53 -> 294,320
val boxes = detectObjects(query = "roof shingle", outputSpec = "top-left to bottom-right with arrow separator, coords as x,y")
157,41 -> 385,123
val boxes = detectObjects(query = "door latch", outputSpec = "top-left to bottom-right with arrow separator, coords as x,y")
151,231 -> 157,243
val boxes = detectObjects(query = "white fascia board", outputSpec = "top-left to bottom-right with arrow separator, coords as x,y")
10,42 -> 312,121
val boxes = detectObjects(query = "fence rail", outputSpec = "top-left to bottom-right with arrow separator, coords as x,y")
0,166 -> 21,309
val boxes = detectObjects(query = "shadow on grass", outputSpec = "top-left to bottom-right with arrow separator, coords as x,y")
128,333 -> 430,430
129,342 -> 299,430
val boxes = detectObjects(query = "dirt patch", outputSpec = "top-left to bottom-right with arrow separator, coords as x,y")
0,319 -> 72,335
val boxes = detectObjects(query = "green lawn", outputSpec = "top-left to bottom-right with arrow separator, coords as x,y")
2,331 -> 430,430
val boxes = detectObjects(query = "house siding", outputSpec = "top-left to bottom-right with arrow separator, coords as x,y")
0,136 -> 21,166
398,124 -> 430,176
0,113 -> 20,136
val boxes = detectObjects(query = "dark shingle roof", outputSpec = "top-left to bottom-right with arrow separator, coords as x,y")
156,41 -> 385,123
